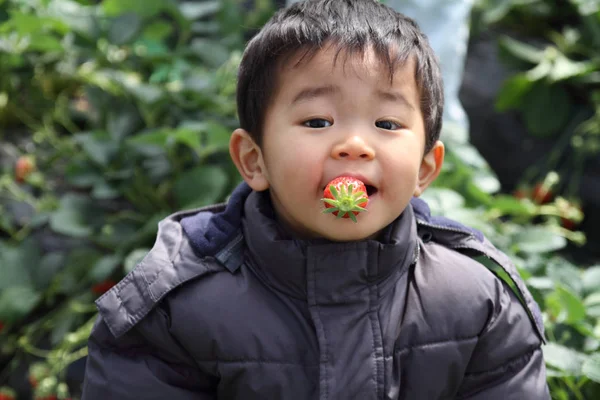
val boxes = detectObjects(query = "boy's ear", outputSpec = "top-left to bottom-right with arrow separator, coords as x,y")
229,128 -> 270,191
414,140 -> 444,197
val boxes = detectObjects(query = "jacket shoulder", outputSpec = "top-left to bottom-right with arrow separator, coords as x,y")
95,206 -> 230,339
415,218 -> 545,343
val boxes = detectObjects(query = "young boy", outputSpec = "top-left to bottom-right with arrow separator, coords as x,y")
82,0 -> 550,398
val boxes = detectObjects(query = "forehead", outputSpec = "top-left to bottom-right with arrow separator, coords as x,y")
277,44 -> 419,94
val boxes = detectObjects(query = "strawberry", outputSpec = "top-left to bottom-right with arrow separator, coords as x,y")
15,155 -> 35,183
29,363 -> 50,389
532,183 -> 553,204
91,279 -> 117,295
0,321 -> 4,333
322,176 -> 369,223
0,387 -> 16,400
561,217 -> 577,230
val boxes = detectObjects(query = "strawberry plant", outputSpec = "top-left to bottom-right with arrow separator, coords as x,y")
0,0 -> 274,398
0,0 -> 598,399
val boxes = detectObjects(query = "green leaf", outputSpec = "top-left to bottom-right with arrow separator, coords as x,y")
34,252 -> 66,291
513,227 -> 567,254
584,292 -> 600,318
0,241 -> 37,291
49,194 -> 94,238
543,342 -> 587,375
553,286 -> 586,324
549,54 -> 597,82
525,58 -> 553,81
50,310 -> 78,346
56,248 -> 102,294
124,248 -> 150,274
527,277 -> 554,290
173,165 -> 228,208
0,286 -> 41,323
177,120 -> 231,157
125,83 -> 164,104
582,266 -> 600,294
419,188 -> 465,215
103,0 -> 170,17
4,12 -> 67,36
179,1 -> 220,20
27,34 -> 63,52
74,131 -> 118,167
108,13 -> 142,45
191,21 -> 221,35
521,83 -> 572,138
47,0 -> 99,39
190,38 -> 231,67
472,170 -> 500,194
495,74 -> 533,111
142,21 -> 173,41
546,259 -> 583,295
489,195 -> 536,217
127,129 -> 169,147
92,180 -> 120,200
65,162 -> 104,188
571,0 -> 600,16
481,0 -> 512,24
582,353 -> 600,384
89,255 -> 122,283
174,128 -> 202,153
498,36 -> 545,64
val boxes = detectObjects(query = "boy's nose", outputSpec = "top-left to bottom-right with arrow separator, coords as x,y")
331,136 -> 375,160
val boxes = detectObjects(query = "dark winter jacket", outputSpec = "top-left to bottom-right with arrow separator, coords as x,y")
82,183 -> 550,399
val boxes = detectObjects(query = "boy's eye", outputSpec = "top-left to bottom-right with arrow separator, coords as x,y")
303,118 -> 332,128
375,120 -> 402,130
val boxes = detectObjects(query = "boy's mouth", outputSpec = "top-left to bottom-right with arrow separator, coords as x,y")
365,185 -> 378,197
320,184 -> 378,196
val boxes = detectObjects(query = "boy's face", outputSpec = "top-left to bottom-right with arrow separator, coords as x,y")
231,46 -> 444,241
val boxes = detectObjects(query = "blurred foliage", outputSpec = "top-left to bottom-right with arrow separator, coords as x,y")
473,0 -> 600,200
0,0 -> 273,398
0,0 -> 598,399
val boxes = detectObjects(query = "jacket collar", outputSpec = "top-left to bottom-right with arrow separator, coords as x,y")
180,182 -> 482,276
241,190 -> 419,300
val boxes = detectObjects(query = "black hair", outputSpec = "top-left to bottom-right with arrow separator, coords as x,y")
236,0 -> 444,153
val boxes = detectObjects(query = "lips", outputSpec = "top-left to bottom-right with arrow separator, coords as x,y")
322,173 -> 379,196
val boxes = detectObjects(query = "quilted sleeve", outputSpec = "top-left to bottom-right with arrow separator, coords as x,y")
455,276 -> 550,400
82,311 -> 216,400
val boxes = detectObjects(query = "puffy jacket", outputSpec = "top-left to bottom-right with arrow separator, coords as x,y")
82,183 -> 550,399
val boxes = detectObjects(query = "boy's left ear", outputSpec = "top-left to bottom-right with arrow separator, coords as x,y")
414,140 -> 444,197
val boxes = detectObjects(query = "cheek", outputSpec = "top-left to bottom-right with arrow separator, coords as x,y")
263,140 -> 323,190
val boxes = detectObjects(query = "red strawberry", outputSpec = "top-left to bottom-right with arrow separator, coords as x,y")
0,387 -> 16,400
532,183 -> 553,204
561,217 -> 577,230
322,176 -> 369,223
91,279 -> 117,295
29,363 -> 50,389
15,155 -> 35,183
0,321 -> 5,333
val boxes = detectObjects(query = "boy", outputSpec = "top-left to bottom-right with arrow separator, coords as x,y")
82,0 -> 550,398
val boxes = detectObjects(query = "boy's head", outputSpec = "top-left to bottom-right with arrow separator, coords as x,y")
230,0 -> 445,241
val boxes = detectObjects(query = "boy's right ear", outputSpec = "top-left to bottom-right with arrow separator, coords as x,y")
229,128 -> 270,191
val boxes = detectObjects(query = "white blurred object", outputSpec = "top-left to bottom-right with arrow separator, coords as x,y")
286,0 -> 475,143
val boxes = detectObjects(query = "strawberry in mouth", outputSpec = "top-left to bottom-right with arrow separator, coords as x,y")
322,176 -> 370,222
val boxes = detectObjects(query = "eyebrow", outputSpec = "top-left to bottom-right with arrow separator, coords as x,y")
289,84 -> 417,111
290,84 -> 340,105
375,89 -> 416,111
